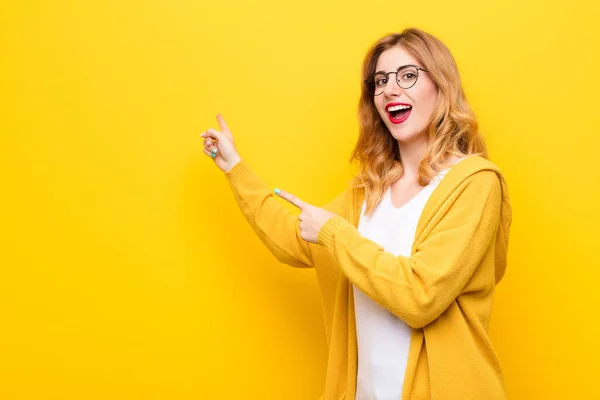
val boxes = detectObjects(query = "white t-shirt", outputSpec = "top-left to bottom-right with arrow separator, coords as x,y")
353,158 -> 466,400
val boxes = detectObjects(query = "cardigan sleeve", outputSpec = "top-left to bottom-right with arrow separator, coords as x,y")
316,170 -> 502,328
225,160 -> 349,269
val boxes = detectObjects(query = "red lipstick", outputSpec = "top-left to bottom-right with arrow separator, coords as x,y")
385,102 -> 412,125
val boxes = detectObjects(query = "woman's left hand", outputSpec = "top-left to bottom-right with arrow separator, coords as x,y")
275,189 -> 337,244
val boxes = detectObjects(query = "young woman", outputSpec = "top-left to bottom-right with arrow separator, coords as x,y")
201,27 -> 512,400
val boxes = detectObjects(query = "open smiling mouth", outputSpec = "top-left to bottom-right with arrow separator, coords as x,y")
387,104 -> 412,124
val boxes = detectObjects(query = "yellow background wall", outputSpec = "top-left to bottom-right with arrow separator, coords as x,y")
1,0 -> 598,398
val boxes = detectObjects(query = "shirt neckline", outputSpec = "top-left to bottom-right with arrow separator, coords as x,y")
385,157 -> 467,212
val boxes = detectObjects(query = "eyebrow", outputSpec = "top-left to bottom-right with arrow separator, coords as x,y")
373,64 -> 414,75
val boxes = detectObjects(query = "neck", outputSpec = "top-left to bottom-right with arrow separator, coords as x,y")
397,135 -> 429,179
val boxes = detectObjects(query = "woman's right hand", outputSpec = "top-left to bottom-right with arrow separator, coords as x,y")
201,114 -> 242,173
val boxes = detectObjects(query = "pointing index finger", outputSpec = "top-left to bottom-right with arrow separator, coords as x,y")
275,189 -> 306,210
216,114 -> 231,134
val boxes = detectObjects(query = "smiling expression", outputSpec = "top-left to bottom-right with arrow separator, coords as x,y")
373,46 -> 439,143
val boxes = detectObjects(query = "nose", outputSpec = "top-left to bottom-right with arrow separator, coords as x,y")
383,76 -> 403,97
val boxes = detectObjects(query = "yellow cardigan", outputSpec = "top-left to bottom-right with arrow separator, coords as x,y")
224,155 -> 512,400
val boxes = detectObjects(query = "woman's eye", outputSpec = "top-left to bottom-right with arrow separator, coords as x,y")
375,78 -> 387,86
403,73 -> 416,80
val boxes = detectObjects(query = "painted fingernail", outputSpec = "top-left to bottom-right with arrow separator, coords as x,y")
274,188 -> 281,194
211,153 -> 215,158
211,148 -> 217,153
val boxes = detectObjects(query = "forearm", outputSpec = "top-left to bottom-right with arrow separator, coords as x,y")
317,172 -> 502,328
225,160 -> 314,268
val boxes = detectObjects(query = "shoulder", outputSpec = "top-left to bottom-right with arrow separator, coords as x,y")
437,156 -> 506,212
466,169 -> 501,190
453,155 -> 506,192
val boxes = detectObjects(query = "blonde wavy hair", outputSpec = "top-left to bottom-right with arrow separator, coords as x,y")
350,28 -> 488,217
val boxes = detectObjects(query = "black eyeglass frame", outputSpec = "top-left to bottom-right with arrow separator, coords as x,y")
364,64 -> 428,96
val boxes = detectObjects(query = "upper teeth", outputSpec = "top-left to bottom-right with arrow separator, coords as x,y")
388,105 -> 411,112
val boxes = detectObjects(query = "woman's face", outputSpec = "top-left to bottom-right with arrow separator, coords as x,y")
373,45 -> 438,143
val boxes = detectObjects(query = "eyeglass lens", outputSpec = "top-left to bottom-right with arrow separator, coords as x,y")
370,65 -> 420,96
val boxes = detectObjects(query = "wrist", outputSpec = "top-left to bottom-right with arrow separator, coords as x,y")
224,156 -> 242,173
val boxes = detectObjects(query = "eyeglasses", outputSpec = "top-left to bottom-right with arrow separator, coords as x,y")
364,64 -> 428,96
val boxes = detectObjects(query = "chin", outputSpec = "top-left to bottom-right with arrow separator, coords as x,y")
389,126 -> 422,143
